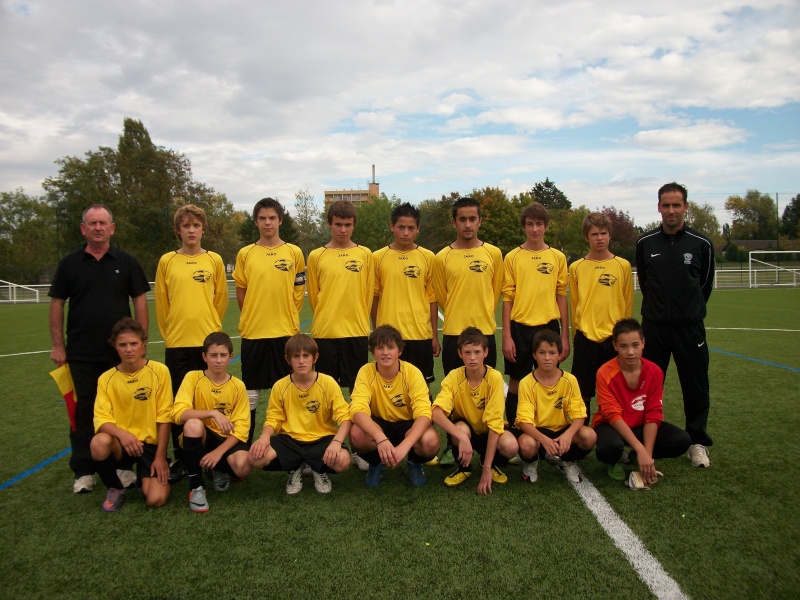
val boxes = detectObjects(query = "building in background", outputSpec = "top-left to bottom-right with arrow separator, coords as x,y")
324,165 -> 379,208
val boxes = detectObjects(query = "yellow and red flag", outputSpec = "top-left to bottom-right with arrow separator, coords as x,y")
49,364 -> 77,432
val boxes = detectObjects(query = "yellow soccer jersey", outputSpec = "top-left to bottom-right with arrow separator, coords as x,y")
232,242 -> 306,339
502,246 -> 567,326
172,370 -> 251,443
154,250 -> 228,348
265,372 -> 350,442
373,245 -> 436,341
94,360 -> 173,445
433,243 -> 503,336
569,256 -> 634,342
307,245 -> 374,338
350,360 -> 432,423
433,366 -> 505,435
515,370 -> 586,431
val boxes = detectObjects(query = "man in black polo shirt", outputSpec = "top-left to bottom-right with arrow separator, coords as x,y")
636,182 -> 715,468
49,205 -> 151,493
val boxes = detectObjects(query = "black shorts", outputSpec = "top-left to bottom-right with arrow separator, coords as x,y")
269,434 -> 346,473
372,417 -> 415,447
117,443 -> 160,481
504,320 -> 560,380
241,337 -> 291,390
442,334 -> 497,376
522,426 -> 591,462
165,347 -> 206,395
401,339 -> 435,383
571,331 -> 616,399
315,337 -> 368,388
447,420 -> 509,466
202,428 -> 250,476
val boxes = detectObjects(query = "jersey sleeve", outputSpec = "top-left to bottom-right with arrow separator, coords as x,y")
154,254 -> 170,341
622,260 -> 634,318
564,373 -> 586,421
502,251 -> 516,303
514,375 -> 536,427
595,365 -> 624,425
432,251 -> 447,309
568,260 -> 581,332
293,247 -> 307,313
265,383 -> 287,434
93,371 -> 116,433
349,365 -> 374,418
154,363 -> 174,425
483,369 -> 506,435
407,366 -> 432,420
306,249 -> 320,312
491,245 -> 504,304
230,379 -> 251,442
171,370 -> 198,424
556,251 -> 568,296
211,252 -> 229,322
232,246 -> 248,289
432,371 -> 457,417
328,381 -> 351,426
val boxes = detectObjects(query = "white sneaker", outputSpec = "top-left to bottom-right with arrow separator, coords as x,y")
72,474 -> 95,494
286,469 -> 304,495
117,469 -> 137,489
302,463 -> 312,476
688,444 -> 710,468
351,452 -> 370,472
560,461 -> 582,483
521,461 -> 538,483
311,470 -> 332,494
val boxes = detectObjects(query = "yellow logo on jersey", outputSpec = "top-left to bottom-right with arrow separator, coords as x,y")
192,270 -> 212,283
403,266 -> 421,278
214,402 -> 232,416
477,398 -> 487,410
133,387 -> 152,401
537,263 -> 555,275
554,396 -> 564,409
469,260 -> 488,273
345,260 -> 364,273
390,394 -> 406,407
598,273 -> 617,287
274,259 -> 293,272
306,400 -> 321,413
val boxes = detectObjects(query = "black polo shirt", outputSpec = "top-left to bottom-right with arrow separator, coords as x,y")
49,245 -> 151,362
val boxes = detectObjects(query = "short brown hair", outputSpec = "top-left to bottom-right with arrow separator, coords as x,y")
253,197 -> 285,222
612,318 -> 643,342
327,200 -> 357,225
203,331 -> 233,354
582,212 -> 612,238
457,327 -> 488,350
520,202 -> 549,228
173,204 -> 207,237
532,329 -> 561,354
368,324 -> 405,352
108,317 -> 147,346
284,333 -> 319,358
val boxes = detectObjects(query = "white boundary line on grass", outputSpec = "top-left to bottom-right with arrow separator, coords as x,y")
706,327 -> 800,332
571,478 -> 690,600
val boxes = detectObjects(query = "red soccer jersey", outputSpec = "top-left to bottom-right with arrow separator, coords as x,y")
593,357 -> 664,429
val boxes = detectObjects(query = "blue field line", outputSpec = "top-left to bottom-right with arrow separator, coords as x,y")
0,448 -> 71,491
711,348 -> 800,373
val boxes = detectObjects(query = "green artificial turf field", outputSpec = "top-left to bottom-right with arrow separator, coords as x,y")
0,287 -> 798,599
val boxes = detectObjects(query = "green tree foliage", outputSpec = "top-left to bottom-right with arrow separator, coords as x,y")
417,192 -> 458,253
354,193 -> 396,250
470,187 -> 522,255
293,189 -> 325,258
530,178 -> 572,211
0,189 -> 57,283
600,206 -> 638,262
554,205 -> 591,261
686,201 -> 722,249
724,190 -> 778,240
780,195 -> 800,239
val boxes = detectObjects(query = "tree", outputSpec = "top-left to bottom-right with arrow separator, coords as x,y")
470,187 -> 520,255
0,189 -> 57,283
530,178 -> 572,211
724,190 -> 777,240
417,192 -> 458,253
780,195 -> 800,239
293,189 -> 325,258
686,201 -> 722,248
600,206 -> 638,262
354,193 -> 396,251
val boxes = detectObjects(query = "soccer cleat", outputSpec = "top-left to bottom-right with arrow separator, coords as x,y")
444,468 -> 472,487
168,459 -> 186,485
285,469 -> 304,495
117,469 -> 137,489
439,448 -> 455,467
311,470 -> 332,494
351,452 -> 370,472
560,461 -> 582,483
688,444 -> 710,468
508,454 -> 523,466
620,448 -> 632,465
73,474 -> 96,494
424,455 -> 440,467
407,461 -> 427,487
489,465 -> 508,484
189,486 -> 209,512
211,469 -> 231,492
521,461 -> 539,483
102,488 -> 125,512
608,462 -> 626,481
365,463 -> 384,488
302,463 -> 312,476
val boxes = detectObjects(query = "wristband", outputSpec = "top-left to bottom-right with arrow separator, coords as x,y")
377,439 -> 390,446
331,439 -> 343,445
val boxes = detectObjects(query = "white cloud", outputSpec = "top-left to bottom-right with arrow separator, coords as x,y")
625,121 -> 750,150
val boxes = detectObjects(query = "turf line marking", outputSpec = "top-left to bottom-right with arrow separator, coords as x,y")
0,448 -> 71,492
707,327 -> 800,332
571,478 -> 690,600
710,348 -> 800,373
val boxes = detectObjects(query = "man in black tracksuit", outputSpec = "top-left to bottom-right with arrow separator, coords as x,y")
635,182 -> 714,468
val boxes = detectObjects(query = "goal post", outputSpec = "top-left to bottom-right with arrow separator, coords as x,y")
749,251 -> 800,288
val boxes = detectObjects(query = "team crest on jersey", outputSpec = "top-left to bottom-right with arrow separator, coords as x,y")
537,263 -> 555,275
554,396 -> 564,409
345,260 -> 364,273
631,394 -> 646,411
403,266 -> 421,279
684,253 -> 693,265
214,402 -> 232,416
390,394 -> 406,407
274,259 -> 292,272
598,273 -> 618,287
133,387 -> 152,401
469,260 -> 488,273
306,400 -> 321,413
476,397 -> 487,410
192,270 -> 212,283
295,271 -> 306,286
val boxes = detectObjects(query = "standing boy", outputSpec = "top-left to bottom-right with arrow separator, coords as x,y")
636,182 -> 714,467
516,330 -> 596,484
569,212 -> 633,419
502,202 -> 570,431
249,334 -> 352,495
594,319 -> 692,485
172,332 -> 252,512
372,202 -> 440,386
432,327 -> 519,495
90,318 -> 172,511
233,198 -> 306,441
349,325 -> 440,487
155,204 -> 229,482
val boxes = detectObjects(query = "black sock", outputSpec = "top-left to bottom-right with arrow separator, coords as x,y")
95,456 -> 122,489
505,392 -> 519,427
183,436 -> 205,489
248,409 -> 256,444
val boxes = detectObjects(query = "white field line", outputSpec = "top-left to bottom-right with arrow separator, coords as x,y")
570,477 -> 690,600
0,336 -> 243,359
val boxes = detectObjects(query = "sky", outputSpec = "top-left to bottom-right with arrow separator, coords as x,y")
1,0 -> 798,227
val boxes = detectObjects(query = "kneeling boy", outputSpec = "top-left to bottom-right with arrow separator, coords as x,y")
516,330 -> 597,483
249,334 -> 351,494
91,317 -> 172,512
432,327 -> 518,495
172,332 -> 252,512
594,318 -> 691,486
349,325 -> 440,487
